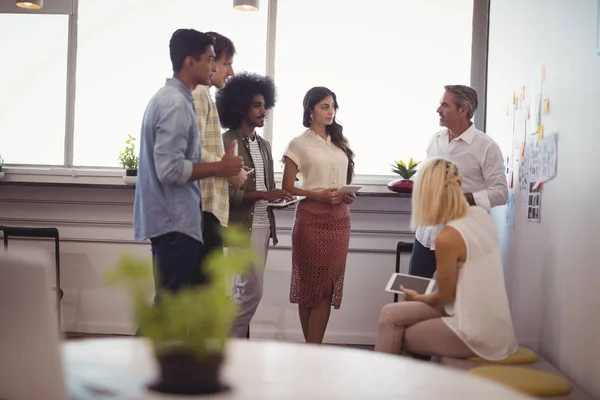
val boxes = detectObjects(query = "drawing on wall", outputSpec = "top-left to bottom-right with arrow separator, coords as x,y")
527,182 -> 542,223
506,189 -> 516,228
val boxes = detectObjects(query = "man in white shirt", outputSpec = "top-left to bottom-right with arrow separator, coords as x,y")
409,85 -> 508,278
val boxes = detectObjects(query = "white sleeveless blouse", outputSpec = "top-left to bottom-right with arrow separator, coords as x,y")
442,206 -> 519,360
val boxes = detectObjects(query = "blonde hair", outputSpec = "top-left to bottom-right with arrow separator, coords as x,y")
411,157 -> 468,229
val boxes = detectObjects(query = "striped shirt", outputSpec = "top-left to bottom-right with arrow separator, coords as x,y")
248,138 -> 269,228
192,85 -> 230,227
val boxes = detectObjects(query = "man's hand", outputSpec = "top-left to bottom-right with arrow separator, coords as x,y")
229,168 -> 248,189
464,192 -> 475,206
263,189 -> 294,202
220,140 -> 244,177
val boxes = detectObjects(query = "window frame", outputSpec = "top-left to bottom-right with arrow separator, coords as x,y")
0,0 -> 489,186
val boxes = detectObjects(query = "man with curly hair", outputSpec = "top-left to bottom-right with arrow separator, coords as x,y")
217,72 -> 293,338
192,32 -> 247,259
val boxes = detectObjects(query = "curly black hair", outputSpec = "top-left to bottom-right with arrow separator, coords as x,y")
215,72 -> 277,130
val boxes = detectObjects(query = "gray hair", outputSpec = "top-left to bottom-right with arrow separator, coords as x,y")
444,85 -> 478,119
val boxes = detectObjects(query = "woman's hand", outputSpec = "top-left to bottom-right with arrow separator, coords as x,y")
399,285 -> 419,302
342,193 -> 356,204
317,188 -> 345,204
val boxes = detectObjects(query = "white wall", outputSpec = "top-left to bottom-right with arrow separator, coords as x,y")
0,185 -> 412,344
486,0 -> 600,397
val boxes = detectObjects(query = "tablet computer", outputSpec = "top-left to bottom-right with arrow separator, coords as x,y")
267,196 -> 305,208
385,273 -> 436,295
338,185 -> 362,194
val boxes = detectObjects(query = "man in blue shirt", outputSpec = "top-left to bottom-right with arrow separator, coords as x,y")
133,29 -> 244,299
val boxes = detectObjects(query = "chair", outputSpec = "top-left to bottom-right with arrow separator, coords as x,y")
394,241 -> 414,302
0,226 -> 64,328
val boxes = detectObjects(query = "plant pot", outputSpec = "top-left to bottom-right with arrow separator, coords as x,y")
388,178 -> 414,193
125,169 -> 137,177
149,352 -> 228,395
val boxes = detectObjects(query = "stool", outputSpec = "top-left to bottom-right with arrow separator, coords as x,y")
1,226 -> 64,329
394,241 -> 414,302
469,366 -> 572,397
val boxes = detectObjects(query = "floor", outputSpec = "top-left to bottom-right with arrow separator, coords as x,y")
64,332 -> 375,350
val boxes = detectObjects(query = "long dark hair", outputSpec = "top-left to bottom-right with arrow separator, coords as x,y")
302,86 -> 355,184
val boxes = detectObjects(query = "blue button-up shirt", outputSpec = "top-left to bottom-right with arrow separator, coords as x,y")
133,78 -> 203,243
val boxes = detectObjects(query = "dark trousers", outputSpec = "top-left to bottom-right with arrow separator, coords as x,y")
408,239 -> 437,279
150,231 -> 206,303
201,211 -> 224,258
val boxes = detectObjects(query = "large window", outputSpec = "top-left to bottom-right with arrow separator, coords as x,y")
270,0 -> 474,175
0,14 -> 69,165
1,0 -> 478,181
73,0 -> 268,167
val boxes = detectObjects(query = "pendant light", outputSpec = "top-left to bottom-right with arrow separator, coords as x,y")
16,0 -> 43,9
233,0 -> 259,11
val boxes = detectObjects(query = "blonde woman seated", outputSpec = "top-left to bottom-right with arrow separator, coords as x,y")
374,158 -> 518,360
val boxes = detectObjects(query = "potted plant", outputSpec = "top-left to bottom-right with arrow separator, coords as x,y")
388,158 -> 420,193
0,153 -> 4,172
118,134 -> 139,183
106,226 -> 256,395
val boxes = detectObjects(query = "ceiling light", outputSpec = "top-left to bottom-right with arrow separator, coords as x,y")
16,0 -> 43,9
233,0 -> 259,11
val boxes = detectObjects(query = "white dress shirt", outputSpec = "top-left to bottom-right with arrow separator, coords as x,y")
284,129 -> 349,191
415,124 -> 508,249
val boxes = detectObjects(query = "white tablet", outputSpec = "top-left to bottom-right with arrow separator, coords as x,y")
385,273 -> 436,295
338,185 -> 362,194
267,196 -> 305,208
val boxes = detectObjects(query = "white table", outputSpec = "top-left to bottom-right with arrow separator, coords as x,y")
63,338 -> 529,399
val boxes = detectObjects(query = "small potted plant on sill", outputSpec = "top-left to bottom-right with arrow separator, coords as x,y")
388,158 -> 420,193
106,225 -> 256,395
0,153 -> 4,179
118,134 -> 139,185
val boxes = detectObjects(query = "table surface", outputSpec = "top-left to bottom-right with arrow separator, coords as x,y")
62,338 -> 529,399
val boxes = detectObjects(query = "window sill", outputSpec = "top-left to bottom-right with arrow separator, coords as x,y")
0,167 -> 411,197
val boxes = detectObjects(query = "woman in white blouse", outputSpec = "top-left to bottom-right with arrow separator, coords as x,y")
374,157 -> 518,360
282,86 -> 356,344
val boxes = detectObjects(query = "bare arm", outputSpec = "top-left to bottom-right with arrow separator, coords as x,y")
415,226 -> 465,308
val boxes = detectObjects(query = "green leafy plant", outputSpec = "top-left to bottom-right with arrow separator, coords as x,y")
105,225 -> 257,360
118,134 -> 139,170
391,158 -> 420,179
0,153 -> 4,166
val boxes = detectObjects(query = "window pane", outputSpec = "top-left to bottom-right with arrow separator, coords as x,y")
73,0 -> 268,167
0,14 -> 69,165
271,0 -> 473,175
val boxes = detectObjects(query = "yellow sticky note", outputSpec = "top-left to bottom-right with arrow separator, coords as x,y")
512,92 -> 516,105
542,98 -> 550,115
537,125 -> 544,140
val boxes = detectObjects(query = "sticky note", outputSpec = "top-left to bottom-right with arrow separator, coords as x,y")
521,86 -> 525,100
542,98 -> 550,115
512,92 -> 516,104
537,124 -> 544,140
541,66 -> 546,82
526,104 -> 530,120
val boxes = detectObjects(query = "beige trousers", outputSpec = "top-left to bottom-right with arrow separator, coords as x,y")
374,301 -> 476,358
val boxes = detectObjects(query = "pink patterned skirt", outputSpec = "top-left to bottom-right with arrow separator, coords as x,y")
289,199 -> 351,309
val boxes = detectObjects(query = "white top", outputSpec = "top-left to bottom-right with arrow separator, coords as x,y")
283,129 -> 349,191
248,137 -> 269,228
416,124 -> 508,249
442,206 -> 518,361
62,338 -> 530,399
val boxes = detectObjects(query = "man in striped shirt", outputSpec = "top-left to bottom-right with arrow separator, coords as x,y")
217,72 -> 293,338
192,32 -> 247,258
